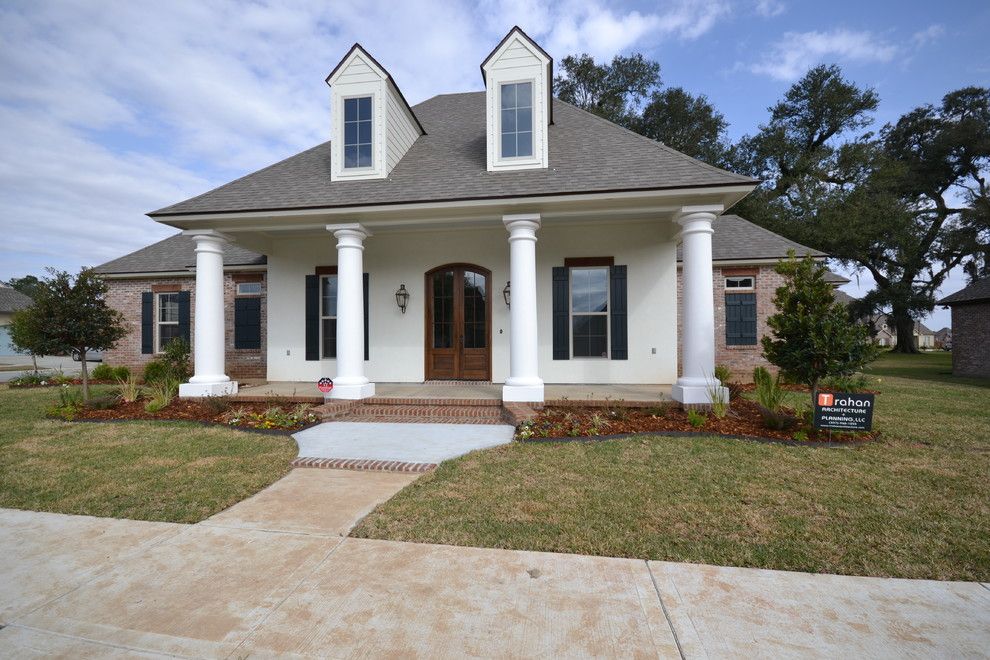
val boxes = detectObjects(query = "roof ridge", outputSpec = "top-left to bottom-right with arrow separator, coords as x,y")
553,98 -> 757,184
148,142 -> 331,216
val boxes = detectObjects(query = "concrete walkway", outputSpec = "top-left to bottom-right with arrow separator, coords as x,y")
1,470 -> 988,658
293,420 -> 515,463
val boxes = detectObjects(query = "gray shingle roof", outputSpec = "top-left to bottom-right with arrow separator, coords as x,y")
95,214 -> 818,276
150,93 -> 755,217
0,286 -> 32,313
92,234 -> 267,275
938,276 -> 990,305
677,214 -> 825,262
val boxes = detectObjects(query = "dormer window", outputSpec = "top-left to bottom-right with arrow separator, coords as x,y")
343,96 -> 373,169
501,82 -> 533,158
482,27 -> 552,172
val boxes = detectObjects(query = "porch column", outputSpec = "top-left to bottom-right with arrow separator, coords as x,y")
327,223 -> 375,399
179,230 -> 238,397
502,214 -> 544,402
673,206 -> 727,405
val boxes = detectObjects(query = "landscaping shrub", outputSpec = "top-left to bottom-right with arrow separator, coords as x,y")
116,373 -> 142,403
753,366 -> 796,430
48,385 -> 84,419
714,364 -> 743,400
85,395 -> 121,410
821,373 -> 871,392
221,403 -> 318,430
687,409 -> 707,428
202,395 -> 232,415
144,379 -> 179,413
90,364 -> 116,381
143,338 -> 191,384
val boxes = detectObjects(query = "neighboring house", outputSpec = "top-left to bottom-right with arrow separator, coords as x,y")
94,27 -> 830,404
934,327 -> 951,350
938,276 -> 990,378
97,214 -> 830,383
0,286 -> 33,356
831,290 -> 935,349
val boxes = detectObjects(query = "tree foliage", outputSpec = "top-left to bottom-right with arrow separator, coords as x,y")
730,64 -> 990,352
762,253 -> 879,400
636,87 -> 729,164
2,275 -> 43,300
11,268 -> 128,400
552,53 -> 660,127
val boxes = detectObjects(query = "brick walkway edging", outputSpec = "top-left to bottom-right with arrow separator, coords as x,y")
292,457 -> 438,473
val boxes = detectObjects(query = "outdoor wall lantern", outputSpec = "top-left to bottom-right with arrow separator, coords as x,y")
502,281 -> 511,308
395,284 -> 410,314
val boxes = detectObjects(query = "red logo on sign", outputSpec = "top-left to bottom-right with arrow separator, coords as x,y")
818,393 -> 834,407
317,378 -> 334,393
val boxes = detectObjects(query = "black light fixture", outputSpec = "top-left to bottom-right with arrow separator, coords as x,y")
395,284 -> 409,313
502,281 -> 511,307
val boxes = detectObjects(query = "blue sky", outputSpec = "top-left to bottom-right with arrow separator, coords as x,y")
1,0 -> 987,329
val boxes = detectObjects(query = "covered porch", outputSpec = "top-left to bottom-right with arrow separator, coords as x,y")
233,380 -> 672,405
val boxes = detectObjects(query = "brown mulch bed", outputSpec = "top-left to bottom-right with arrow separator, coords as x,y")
521,398 -> 875,444
67,398 -> 319,432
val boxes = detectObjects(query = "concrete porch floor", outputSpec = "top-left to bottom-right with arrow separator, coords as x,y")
234,380 -> 672,403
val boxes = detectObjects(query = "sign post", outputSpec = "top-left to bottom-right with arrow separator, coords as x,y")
317,378 -> 334,399
813,391 -> 874,432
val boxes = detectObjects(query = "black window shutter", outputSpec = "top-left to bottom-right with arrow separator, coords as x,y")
234,297 -> 261,349
609,265 -> 628,360
363,273 -> 370,361
141,292 -> 153,354
177,291 -> 191,344
305,275 -> 319,360
552,267 -> 569,360
725,293 -> 757,345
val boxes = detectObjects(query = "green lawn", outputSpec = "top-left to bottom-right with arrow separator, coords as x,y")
0,386 -> 296,523
353,352 -> 990,581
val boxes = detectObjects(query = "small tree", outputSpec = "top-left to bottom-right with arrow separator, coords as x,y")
8,307 -> 46,372
762,252 -> 879,406
12,268 -> 127,401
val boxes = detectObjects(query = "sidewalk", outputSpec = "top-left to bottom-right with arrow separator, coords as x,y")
1,470 -> 987,658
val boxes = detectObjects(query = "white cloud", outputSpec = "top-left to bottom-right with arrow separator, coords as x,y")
0,0 -> 732,281
755,0 -> 785,18
912,24 -> 945,47
749,29 -> 899,81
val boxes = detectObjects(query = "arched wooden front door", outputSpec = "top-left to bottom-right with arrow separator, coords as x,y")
425,264 -> 491,380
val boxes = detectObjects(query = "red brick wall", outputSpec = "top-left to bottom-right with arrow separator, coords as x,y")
102,273 -> 267,380
950,302 -> 990,378
677,265 -> 784,381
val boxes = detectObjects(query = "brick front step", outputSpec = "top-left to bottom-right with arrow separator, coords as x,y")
292,457 -> 437,473
355,404 -> 505,419
362,397 -> 502,407
341,414 -> 508,425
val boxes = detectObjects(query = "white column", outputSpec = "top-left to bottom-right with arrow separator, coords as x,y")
502,214 -> 544,402
327,223 -> 375,399
179,230 -> 238,398
673,206 -> 727,405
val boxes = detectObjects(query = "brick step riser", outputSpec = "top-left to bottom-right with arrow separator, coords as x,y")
341,415 -> 508,425
354,406 -> 505,419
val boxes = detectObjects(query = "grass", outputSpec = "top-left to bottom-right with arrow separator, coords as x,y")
0,385 -> 296,523
353,352 -> 990,581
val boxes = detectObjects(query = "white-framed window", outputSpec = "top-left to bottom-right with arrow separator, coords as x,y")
570,266 -> 609,358
320,274 -> 338,358
500,81 -> 533,158
155,292 -> 180,353
236,281 -> 262,296
343,96 -> 373,168
725,276 -> 754,290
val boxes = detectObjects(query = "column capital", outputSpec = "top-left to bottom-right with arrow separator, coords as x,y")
503,213 -> 541,240
675,205 -> 722,229
326,223 -> 372,240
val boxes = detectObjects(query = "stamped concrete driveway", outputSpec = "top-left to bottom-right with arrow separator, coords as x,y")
1,469 -> 988,658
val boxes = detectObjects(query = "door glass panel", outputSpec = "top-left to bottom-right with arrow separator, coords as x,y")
463,270 -> 486,349
432,270 -> 454,349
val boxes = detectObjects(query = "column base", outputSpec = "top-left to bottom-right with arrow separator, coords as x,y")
179,381 -> 238,398
672,378 -> 727,405
329,382 -> 376,400
502,382 -> 544,403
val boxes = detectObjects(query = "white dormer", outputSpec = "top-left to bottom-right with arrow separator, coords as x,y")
326,44 -> 425,182
481,27 -> 552,172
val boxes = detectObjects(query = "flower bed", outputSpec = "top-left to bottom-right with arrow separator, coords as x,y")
54,397 -> 320,432
517,398 -> 875,444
